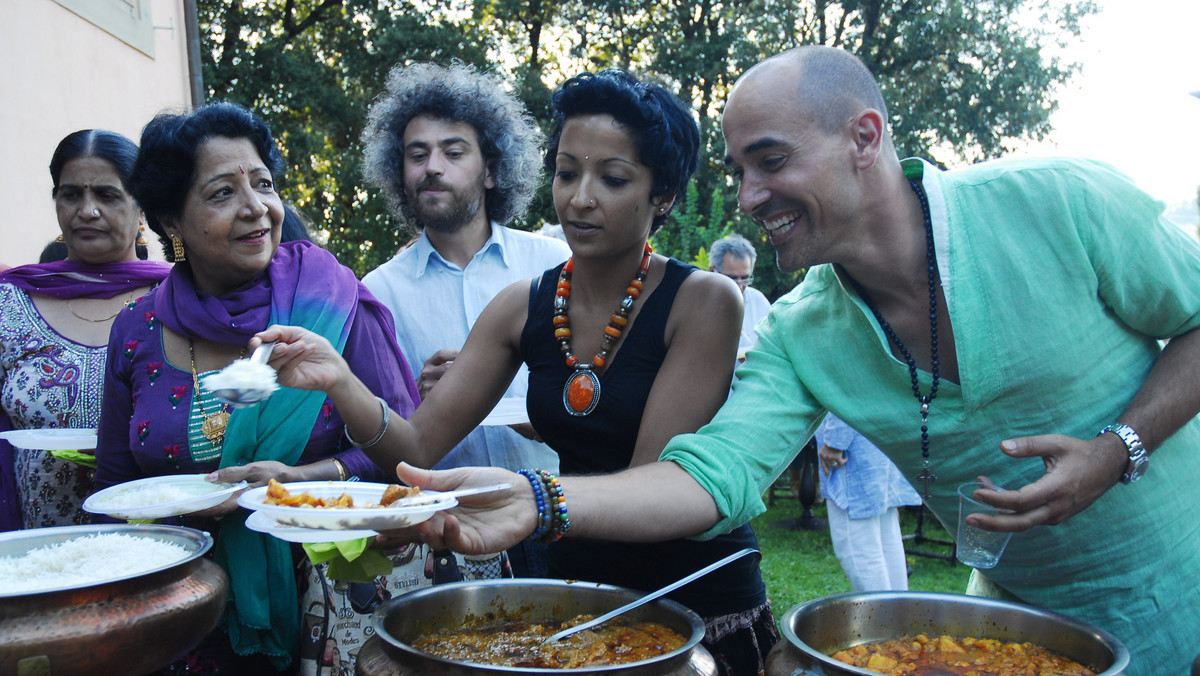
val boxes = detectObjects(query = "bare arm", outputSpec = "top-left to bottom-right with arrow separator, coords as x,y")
975,326 -> 1200,531
256,279 -> 530,470
389,460 -> 722,554
629,270 -> 742,465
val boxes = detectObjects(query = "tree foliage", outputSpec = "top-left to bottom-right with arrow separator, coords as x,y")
198,0 -> 1096,291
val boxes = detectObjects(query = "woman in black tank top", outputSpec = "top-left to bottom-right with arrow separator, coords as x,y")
256,70 -> 777,675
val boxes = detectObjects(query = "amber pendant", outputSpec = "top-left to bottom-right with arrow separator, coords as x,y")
201,410 -> 230,447
563,369 -> 600,416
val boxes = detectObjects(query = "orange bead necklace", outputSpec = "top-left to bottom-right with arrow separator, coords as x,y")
554,242 -> 652,416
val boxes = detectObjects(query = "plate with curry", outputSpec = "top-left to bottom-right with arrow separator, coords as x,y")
237,479 -> 456,531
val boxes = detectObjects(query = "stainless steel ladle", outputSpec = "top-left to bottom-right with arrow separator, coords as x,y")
541,547 -> 759,644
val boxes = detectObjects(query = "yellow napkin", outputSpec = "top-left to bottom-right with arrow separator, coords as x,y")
47,449 -> 97,469
302,538 -> 393,582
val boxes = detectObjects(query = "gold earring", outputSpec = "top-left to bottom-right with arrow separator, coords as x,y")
136,224 -> 149,247
56,234 -> 65,243
170,234 -> 187,261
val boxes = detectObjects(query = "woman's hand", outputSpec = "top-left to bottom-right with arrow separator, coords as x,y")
373,463 -> 535,554
967,433 -> 1127,533
187,460 -> 310,518
252,324 -> 353,396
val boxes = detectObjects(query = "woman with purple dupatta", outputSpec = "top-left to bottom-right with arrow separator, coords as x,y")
0,129 -> 170,532
93,103 -> 420,673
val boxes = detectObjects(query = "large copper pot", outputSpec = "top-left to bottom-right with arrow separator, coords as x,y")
765,591 -> 1129,676
357,579 -> 717,675
0,524 -> 228,676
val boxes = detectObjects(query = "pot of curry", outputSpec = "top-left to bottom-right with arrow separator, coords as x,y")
765,591 -> 1129,676
358,578 -> 718,675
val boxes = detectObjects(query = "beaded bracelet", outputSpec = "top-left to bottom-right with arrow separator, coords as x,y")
518,469 -> 571,544
518,469 -> 552,541
537,470 -> 571,542
345,395 -> 390,449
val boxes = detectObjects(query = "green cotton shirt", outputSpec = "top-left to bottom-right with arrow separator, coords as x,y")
662,157 -> 1200,674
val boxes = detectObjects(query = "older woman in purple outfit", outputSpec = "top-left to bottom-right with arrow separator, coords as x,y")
93,102 -> 420,672
0,129 -> 170,532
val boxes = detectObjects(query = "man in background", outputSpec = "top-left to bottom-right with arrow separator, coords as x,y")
361,62 -> 569,576
709,233 -> 770,359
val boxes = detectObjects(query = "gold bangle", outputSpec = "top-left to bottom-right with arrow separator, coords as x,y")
331,457 -> 349,481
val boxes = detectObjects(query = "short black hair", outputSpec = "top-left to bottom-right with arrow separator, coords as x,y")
129,102 -> 284,262
545,70 -> 699,233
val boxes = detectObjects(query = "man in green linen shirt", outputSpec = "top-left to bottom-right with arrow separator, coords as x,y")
393,46 -> 1200,674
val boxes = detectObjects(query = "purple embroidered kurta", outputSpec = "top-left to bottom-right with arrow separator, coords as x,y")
94,283 -> 419,492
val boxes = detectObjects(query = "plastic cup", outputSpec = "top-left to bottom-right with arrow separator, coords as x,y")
956,481 -> 1014,569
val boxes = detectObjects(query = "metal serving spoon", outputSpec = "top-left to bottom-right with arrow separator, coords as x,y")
207,341 -> 278,408
541,547 -> 759,645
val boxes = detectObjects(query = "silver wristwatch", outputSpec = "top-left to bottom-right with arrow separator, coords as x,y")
1098,423 -> 1149,484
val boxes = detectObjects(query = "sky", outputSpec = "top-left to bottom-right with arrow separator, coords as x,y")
1022,0 -> 1200,226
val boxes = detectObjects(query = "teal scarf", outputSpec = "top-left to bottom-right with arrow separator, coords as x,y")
197,243 -> 359,669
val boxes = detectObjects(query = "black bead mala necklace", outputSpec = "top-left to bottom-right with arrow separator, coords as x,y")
851,178 -> 941,500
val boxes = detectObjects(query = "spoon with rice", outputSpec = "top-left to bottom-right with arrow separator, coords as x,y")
203,341 -> 279,408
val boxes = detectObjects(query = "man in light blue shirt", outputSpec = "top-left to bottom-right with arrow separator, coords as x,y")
361,62 -> 569,575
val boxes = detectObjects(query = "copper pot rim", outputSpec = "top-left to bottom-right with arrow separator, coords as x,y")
0,523 -> 213,599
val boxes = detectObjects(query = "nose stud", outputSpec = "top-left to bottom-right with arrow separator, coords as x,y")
92,209 -> 100,217
589,199 -> 595,206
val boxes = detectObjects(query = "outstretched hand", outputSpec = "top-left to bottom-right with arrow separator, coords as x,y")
252,325 -> 352,395
968,433 -> 1127,532
373,463 -> 536,555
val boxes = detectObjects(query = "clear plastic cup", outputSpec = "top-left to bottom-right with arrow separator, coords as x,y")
956,481 -> 1014,569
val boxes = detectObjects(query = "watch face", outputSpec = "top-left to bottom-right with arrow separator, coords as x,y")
1126,457 -> 1149,483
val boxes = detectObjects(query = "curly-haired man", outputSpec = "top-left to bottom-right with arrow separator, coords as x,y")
361,62 -> 568,576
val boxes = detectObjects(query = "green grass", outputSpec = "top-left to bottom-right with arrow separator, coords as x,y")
751,491 -> 971,620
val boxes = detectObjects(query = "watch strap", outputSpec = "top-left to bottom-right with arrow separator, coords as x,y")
1098,423 -> 1147,484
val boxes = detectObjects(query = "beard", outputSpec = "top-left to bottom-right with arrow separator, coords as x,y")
405,172 -> 488,234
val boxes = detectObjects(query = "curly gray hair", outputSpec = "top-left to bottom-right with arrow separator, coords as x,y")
362,62 -> 544,230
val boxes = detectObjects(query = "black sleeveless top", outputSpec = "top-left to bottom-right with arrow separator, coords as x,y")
521,258 -> 766,618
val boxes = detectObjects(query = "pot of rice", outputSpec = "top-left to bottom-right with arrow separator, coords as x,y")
0,523 -> 228,676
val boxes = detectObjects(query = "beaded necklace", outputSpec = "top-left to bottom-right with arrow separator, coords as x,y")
554,242 -> 652,416
851,178 -> 941,500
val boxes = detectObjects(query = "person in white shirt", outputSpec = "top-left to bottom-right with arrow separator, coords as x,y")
709,233 -> 770,358
360,62 -> 570,576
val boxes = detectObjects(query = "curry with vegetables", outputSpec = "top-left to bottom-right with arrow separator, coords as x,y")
411,613 -> 687,668
831,633 -> 1096,675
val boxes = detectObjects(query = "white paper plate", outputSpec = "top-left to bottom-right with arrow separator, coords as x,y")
480,397 -> 529,426
83,474 -> 249,520
237,481 -> 457,530
0,428 -> 98,450
244,510 -> 379,543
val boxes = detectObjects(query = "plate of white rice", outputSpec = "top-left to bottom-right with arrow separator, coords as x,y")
83,474 -> 249,520
0,524 -> 212,597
